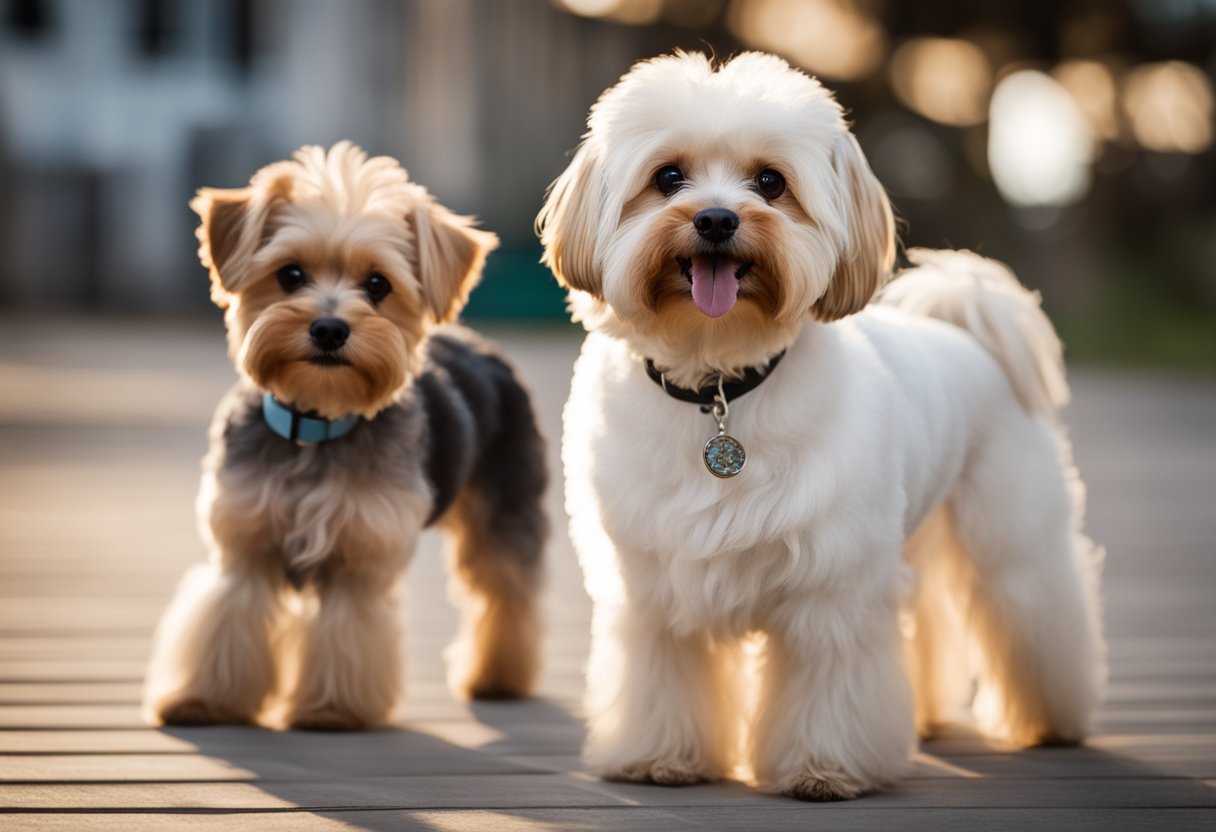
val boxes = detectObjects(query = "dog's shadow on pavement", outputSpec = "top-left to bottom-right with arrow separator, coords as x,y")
904,720 -> 1216,813
467,696 -> 587,763
161,709 -> 1216,829
157,696 -> 594,830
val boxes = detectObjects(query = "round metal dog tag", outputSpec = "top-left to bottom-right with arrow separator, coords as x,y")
704,433 -> 746,478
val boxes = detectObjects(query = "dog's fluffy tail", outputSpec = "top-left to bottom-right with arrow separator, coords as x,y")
879,248 -> 1068,414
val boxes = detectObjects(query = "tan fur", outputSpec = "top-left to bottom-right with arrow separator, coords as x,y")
192,143 -> 496,374
238,296 -> 414,420
410,195 -> 499,322
203,448 -> 430,596
812,132 -> 895,321
624,202 -> 789,319
191,165 -> 296,307
144,143 -> 536,732
143,562 -> 283,726
442,492 -> 542,699
282,569 -> 406,730
536,144 -> 604,297
146,431 -> 433,729
903,505 -> 972,738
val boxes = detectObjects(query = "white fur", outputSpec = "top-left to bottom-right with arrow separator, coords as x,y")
548,53 -> 1105,800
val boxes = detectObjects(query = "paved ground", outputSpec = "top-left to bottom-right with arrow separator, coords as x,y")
0,316 -> 1213,831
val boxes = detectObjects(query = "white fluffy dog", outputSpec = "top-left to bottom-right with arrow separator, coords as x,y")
537,52 -> 1105,801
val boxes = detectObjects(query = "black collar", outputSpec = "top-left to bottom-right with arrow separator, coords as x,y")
644,350 -> 786,406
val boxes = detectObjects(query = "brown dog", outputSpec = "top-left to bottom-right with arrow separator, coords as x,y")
144,142 -> 547,730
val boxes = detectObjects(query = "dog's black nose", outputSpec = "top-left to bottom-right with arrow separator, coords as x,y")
309,317 -> 350,352
693,208 -> 739,243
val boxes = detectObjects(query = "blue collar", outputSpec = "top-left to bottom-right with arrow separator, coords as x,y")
262,393 -> 360,444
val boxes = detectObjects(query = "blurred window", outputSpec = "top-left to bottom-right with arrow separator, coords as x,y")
135,0 -> 174,58
5,0 -> 50,38
230,0 -> 254,73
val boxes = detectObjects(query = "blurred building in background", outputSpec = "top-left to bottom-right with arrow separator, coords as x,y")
0,0 -> 1213,364
0,0 -> 622,314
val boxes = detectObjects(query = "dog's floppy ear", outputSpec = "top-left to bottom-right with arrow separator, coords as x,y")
536,143 -> 603,298
409,191 -> 499,323
190,163 -> 295,307
812,131 -> 895,321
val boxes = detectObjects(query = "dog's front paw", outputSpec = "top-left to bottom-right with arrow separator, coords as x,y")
779,770 -> 865,801
156,698 -> 252,727
603,758 -> 718,786
288,705 -> 371,732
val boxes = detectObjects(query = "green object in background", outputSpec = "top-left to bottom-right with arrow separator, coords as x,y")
464,246 -> 570,322
1051,256 -> 1216,371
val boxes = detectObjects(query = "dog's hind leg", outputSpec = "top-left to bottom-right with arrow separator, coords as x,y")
904,505 -> 972,740
949,417 -> 1105,747
442,387 -> 547,700
442,490 -> 544,699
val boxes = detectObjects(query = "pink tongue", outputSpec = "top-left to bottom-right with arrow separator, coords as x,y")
689,255 -> 742,318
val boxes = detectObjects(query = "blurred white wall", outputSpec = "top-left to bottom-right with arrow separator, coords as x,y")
0,0 -> 631,310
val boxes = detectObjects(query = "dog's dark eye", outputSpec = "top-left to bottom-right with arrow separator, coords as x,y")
654,164 -> 685,196
364,273 -> 392,304
276,264 -> 307,293
755,168 -> 786,200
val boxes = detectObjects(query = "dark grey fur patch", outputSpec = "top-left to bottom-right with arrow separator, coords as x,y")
425,327 -> 549,568
415,327 -> 548,527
